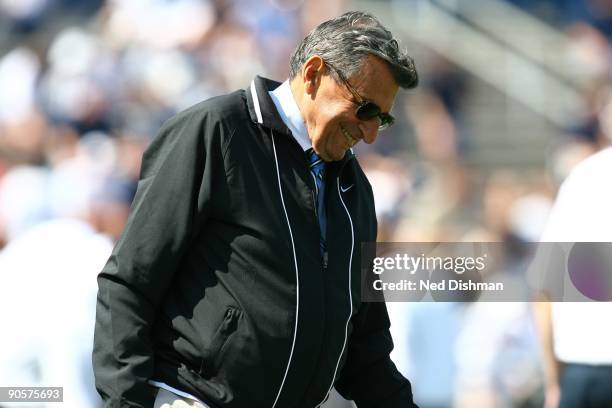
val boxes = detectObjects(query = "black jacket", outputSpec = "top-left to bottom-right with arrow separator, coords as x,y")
93,76 -> 416,408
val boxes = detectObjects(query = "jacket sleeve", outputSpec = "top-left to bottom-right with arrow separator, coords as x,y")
335,301 -> 418,408
92,109 -> 219,407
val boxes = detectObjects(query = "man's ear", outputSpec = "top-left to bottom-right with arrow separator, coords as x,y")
302,55 -> 324,96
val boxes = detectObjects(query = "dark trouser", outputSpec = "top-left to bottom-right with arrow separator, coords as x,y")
560,363 -> 612,408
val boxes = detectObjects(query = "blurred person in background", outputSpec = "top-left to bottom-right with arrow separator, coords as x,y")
0,140 -> 134,407
0,218 -> 112,408
535,147 -> 612,408
93,11 -> 419,408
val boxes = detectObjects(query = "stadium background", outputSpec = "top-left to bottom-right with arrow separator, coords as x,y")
0,0 -> 610,407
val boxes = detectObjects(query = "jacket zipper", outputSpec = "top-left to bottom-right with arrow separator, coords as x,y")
276,131 -> 354,405
323,155 -> 353,272
315,175 -> 355,407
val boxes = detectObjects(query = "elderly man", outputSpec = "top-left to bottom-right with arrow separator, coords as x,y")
93,11 -> 419,408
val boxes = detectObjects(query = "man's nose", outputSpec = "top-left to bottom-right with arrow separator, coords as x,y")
359,119 -> 380,144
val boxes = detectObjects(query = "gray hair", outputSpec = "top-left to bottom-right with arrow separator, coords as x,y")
289,11 -> 418,89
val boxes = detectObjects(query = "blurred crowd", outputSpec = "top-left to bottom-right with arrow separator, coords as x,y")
1,0 -> 612,407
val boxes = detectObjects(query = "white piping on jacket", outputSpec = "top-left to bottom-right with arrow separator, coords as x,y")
270,131 -> 300,408
250,80 -> 263,124
315,177 -> 355,407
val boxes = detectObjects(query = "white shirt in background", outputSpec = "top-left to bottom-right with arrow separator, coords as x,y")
540,147 -> 612,365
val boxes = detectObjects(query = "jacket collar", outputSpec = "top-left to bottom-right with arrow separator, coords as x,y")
246,76 -> 292,137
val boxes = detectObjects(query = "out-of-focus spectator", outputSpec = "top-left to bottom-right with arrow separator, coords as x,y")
536,147 -> 612,408
0,218 -> 112,407
0,133 -> 135,407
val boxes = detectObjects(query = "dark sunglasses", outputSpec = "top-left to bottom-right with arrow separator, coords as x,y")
325,61 -> 395,130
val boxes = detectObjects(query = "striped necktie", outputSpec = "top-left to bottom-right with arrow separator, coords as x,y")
306,148 -> 327,256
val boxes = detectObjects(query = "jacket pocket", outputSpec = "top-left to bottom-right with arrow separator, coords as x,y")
200,306 -> 241,376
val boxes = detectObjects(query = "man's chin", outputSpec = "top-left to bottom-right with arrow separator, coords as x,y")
321,151 -> 345,162
313,145 -> 346,162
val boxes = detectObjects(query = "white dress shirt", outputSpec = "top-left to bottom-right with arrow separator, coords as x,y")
269,79 -> 311,152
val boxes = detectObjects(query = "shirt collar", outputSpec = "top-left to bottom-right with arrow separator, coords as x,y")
268,80 -> 311,152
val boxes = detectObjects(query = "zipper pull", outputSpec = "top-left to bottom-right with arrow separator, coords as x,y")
323,251 -> 328,270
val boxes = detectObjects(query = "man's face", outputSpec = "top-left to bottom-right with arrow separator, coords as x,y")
306,55 -> 399,162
